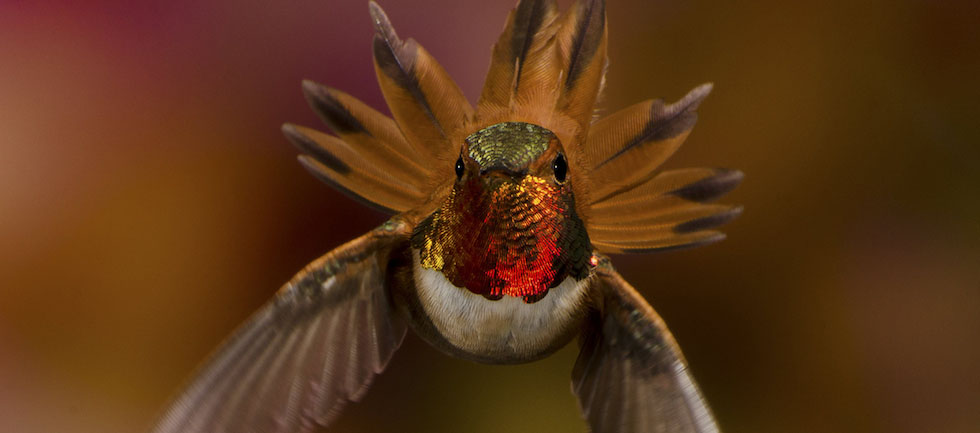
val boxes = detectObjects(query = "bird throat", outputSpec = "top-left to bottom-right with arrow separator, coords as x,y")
412,175 -> 591,303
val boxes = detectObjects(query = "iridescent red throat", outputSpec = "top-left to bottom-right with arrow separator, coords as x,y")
412,175 -> 591,303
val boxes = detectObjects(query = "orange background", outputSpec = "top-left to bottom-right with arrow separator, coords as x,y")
1,1 -> 978,432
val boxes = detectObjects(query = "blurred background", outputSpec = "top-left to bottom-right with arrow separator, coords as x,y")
2,0 -> 978,432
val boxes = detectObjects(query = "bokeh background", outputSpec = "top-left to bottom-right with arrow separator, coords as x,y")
2,0 -> 978,432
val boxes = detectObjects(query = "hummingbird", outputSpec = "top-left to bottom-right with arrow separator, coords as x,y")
152,1 -> 742,432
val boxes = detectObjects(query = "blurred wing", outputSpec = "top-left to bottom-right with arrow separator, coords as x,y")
573,261 -> 719,433
151,220 -> 411,433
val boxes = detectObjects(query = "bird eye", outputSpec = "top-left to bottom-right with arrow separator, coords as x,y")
552,153 -> 567,183
455,156 -> 465,179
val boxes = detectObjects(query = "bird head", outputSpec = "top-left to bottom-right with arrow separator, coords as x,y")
411,121 -> 592,302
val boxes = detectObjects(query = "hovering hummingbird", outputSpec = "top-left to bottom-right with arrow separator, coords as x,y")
152,0 -> 742,432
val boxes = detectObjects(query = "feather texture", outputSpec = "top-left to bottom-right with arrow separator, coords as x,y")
591,231 -> 726,255
589,202 -> 741,255
285,121 -> 427,215
593,168 -> 743,209
555,0 -> 607,134
284,124 -> 429,195
369,1 -> 473,165
150,224 -> 411,433
585,83 -> 713,202
587,168 -> 742,253
294,156 -> 396,214
302,80 -> 426,166
476,0 -> 607,150
573,263 -> 720,432
154,2 -> 742,432
590,204 -> 742,238
479,0 -> 561,111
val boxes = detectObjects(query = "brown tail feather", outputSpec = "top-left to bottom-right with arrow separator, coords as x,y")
475,0 -> 607,146
285,124 -> 428,214
478,0 -> 560,112
591,168 -> 743,211
555,0 -> 607,135
283,124 -> 430,193
301,80 -> 424,166
296,154 -> 423,214
587,167 -> 743,254
598,168 -> 742,206
589,204 -> 742,241
592,231 -> 726,255
591,197 -> 726,225
369,2 -> 473,165
585,83 -> 713,202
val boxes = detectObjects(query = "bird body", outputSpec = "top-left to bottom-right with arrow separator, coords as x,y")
409,254 -> 589,363
151,1 -> 742,432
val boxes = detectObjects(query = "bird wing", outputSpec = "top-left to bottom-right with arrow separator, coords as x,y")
150,219 -> 412,433
572,259 -> 719,433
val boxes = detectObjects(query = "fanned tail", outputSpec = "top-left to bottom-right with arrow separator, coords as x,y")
287,0 -> 742,251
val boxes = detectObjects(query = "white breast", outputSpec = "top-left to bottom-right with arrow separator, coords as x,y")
412,249 -> 589,359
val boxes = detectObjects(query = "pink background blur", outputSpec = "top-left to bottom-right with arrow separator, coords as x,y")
1,0 -> 978,432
